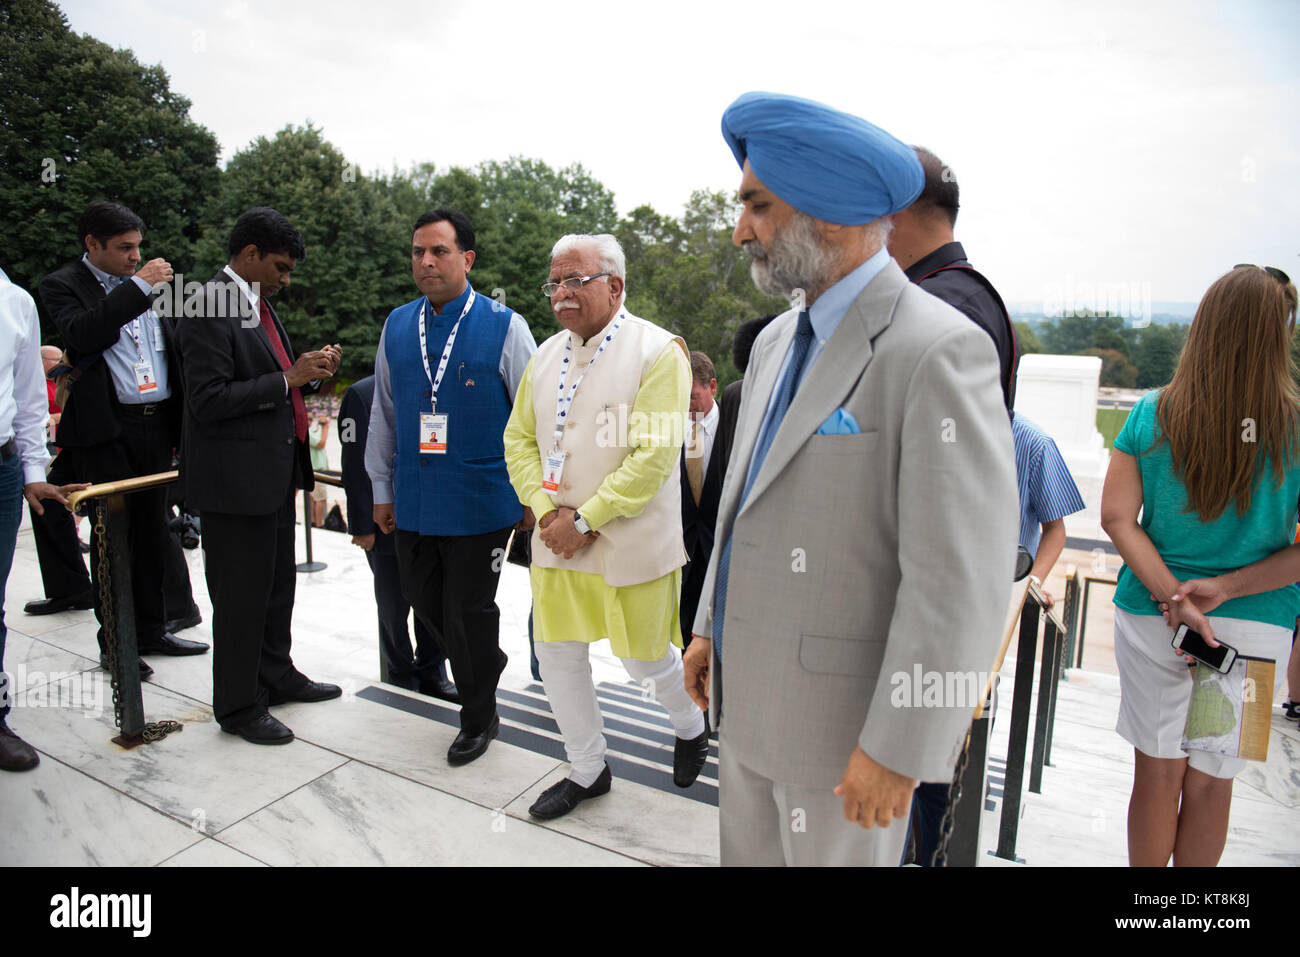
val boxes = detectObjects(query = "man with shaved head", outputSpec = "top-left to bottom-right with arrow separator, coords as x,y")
684,92 -> 1017,866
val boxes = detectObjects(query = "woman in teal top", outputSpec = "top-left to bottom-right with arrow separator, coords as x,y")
1101,264 -> 1299,867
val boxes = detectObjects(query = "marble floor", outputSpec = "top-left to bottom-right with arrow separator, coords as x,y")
1,515 -> 1296,867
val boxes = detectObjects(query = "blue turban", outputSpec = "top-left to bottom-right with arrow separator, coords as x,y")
721,91 -> 923,225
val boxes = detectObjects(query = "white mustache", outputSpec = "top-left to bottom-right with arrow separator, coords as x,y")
552,301 -> 580,311
743,240 -> 767,261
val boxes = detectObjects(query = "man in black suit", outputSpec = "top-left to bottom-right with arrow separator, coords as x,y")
36,201 -> 209,673
338,375 -> 456,701
679,351 -> 725,648
176,207 -> 342,745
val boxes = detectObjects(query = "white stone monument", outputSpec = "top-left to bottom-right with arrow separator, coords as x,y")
1013,354 -> 1109,535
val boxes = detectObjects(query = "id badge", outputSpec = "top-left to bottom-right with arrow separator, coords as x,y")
133,361 -> 158,393
152,322 -> 166,353
420,412 -> 447,453
541,448 -> 566,494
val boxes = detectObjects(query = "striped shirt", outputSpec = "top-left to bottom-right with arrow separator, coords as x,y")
1012,413 -> 1085,556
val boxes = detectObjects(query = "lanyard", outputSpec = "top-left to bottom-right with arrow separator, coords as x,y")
126,317 -> 149,363
552,310 -> 624,448
418,289 -> 476,411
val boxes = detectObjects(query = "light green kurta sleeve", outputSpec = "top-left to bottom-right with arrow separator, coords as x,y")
503,358 -> 557,521
578,341 -> 689,530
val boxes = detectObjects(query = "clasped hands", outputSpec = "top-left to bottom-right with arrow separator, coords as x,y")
538,507 -> 598,559
683,638 -> 915,831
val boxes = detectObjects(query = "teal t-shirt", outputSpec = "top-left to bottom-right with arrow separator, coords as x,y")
1112,390 -> 1300,628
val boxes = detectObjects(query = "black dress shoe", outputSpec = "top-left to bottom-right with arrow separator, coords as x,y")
164,606 -> 202,633
268,680 -> 342,705
528,764 -> 612,820
221,712 -> 293,745
0,722 -> 40,771
138,632 -> 209,656
100,656 -> 153,680
447,714 -> 499,766
672,729 -> 710,788
23,590 -> 94,615
418,677 -> 460,704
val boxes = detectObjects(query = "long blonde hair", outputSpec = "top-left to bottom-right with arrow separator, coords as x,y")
1155,267 -> 1300,521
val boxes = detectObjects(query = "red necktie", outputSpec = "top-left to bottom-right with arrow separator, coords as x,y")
259,298 -> 307,442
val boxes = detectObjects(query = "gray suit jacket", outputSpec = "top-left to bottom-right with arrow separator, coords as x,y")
692,260 -> 1017,787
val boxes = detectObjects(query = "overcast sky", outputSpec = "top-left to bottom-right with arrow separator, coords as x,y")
60,0 -> 1299,310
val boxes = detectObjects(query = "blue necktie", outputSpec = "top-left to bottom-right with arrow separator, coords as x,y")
712,311 -> 814,660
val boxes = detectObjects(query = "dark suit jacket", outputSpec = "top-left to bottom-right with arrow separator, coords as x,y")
37,259 -> 182,449
716,379 -> 743,482
176,269 -> 316,515
339,375 -> 396,556
679,401 -> 725,641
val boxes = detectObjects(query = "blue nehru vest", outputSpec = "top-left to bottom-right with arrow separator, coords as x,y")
384,283 -> 522,536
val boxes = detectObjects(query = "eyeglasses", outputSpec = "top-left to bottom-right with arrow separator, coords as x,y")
541,273 -> 609,298
1233,263 -> 1292,286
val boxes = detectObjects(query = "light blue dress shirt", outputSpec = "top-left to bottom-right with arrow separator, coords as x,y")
80,254 -> 170,404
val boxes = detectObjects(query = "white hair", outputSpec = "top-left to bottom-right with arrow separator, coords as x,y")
550,233 -> 626,280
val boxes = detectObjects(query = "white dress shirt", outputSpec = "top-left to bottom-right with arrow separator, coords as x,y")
0,268 -> 52,483
689,397 -> 720,472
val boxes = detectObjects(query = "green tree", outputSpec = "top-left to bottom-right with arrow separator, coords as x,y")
0,0 -> 219,303
618,190 -> 784,385
196,124 -> 407,381
1082,347 -> 1138,388
1013,321 -> 1041,354
1133,323 -> 1187,388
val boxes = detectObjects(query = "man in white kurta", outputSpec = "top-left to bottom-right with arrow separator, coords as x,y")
504,234 -> 709,820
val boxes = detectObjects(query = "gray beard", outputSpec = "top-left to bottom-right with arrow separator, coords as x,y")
747,212 -> 836,302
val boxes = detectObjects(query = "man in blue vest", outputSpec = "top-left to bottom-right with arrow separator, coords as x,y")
367,209 -> 536,765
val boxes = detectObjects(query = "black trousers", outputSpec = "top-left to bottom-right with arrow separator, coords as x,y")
201,489 -> 306,728
27,471 -> 90,600
367,544 -> 447,689
395,526 -> 512,733
162,516 -> 196,620
55,413 -> 172,654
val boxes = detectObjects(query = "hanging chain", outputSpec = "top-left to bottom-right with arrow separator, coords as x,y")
930,729 -> 971,868
91,496 -> 182,744
93,499 -> 122,731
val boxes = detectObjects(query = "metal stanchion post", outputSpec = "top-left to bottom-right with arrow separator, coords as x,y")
297,489 -> 326,573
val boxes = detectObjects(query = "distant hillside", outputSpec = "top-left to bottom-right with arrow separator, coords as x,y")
1008,302 -> 1197,324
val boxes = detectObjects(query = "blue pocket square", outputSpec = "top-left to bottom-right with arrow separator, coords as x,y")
817,408 -> 860,435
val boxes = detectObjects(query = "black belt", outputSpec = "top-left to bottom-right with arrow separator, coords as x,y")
119,402 -> 164,418
1,437 -> 16,460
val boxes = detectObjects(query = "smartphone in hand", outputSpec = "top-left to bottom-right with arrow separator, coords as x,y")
1172,623 -> 1238,673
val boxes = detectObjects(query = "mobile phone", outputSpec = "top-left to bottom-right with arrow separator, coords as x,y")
1172,624 -> 1238,673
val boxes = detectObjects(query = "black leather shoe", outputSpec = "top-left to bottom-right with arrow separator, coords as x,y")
100,656 -> 153,680
528,764 -> 612,820
164,606 -> 202,633
221,712 -> 293,745
0,722 -> 40,771
447,714 -> 499,766
138,632 -> 209,656
268,680 -> 342,705
418,677 -> 460,704
23,590 -> 94,615
673,728 -> 710,788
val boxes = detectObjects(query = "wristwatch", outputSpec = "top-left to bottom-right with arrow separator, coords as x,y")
573,511 -> 592,535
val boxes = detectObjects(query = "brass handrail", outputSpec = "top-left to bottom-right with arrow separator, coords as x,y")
68,470 -> 179,513
974,579 -> 1064,720
65,469 -> 343,513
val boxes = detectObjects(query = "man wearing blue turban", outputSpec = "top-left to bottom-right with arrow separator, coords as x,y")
683,92 -> 1018,866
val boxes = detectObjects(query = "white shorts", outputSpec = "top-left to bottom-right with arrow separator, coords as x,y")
1112,608 -> 1291,779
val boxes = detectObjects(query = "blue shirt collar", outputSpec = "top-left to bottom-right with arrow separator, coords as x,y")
807,245 -> 892,342
427,281 -> 472,317
81,253 -> 121,289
